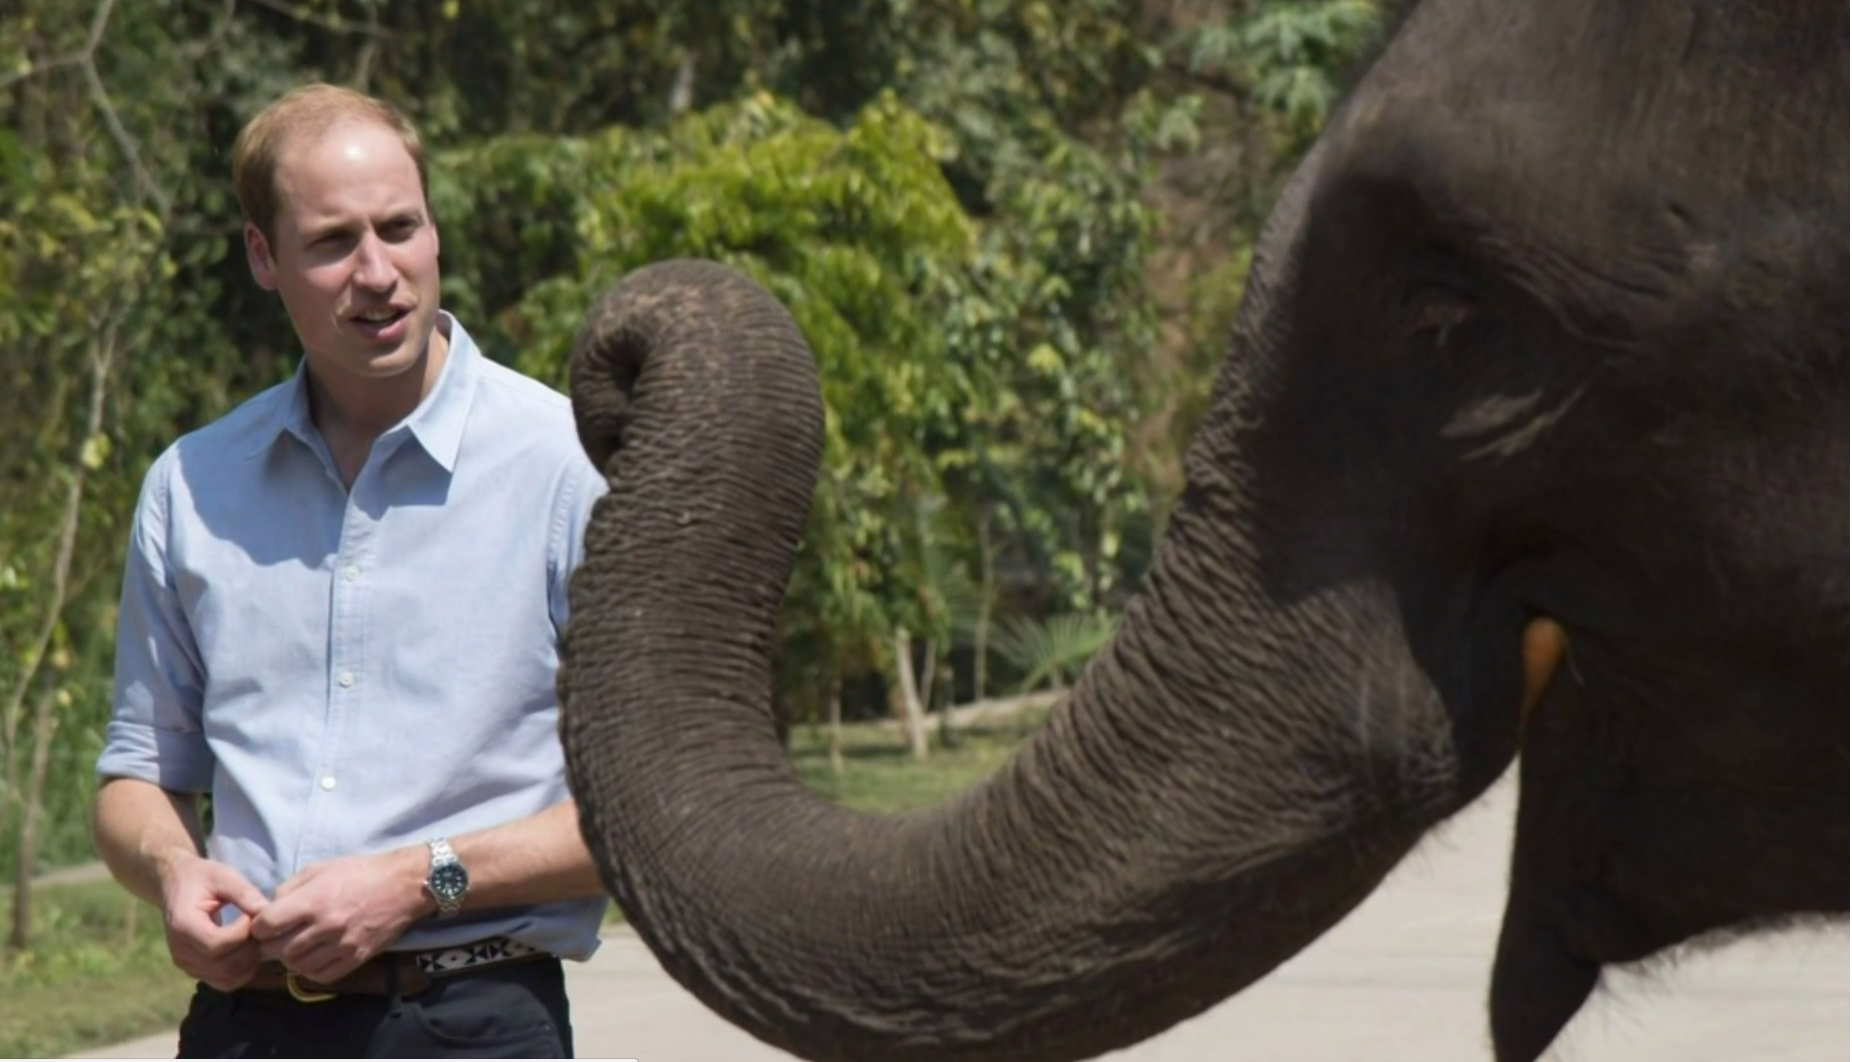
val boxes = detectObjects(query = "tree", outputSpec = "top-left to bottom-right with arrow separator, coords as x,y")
435,93 -> 988,737
1142,0 -> 1389,499
0,0 -> 187,943
0,0 -> 1376,891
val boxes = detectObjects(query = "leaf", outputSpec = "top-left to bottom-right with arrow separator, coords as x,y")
79,433 -> 110,470
1026,343 -> 1062,375
992,612 -> 1118,693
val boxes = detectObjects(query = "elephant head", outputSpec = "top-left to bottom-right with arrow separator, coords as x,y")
556,1 -> 1847,1060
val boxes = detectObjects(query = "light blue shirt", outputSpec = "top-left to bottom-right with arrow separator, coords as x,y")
98,314 -> 609,960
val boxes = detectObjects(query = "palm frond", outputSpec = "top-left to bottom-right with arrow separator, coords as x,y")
992,612 -> 1118,693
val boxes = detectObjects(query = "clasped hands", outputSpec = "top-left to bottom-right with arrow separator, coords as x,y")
161,847 -> 432,991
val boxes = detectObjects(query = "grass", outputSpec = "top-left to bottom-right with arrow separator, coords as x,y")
10,711 -> 1044,1058
789,711 -> 1043,812
0,880 -> 190,1058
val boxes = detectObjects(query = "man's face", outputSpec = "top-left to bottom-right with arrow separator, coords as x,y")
245,118 -> 441,383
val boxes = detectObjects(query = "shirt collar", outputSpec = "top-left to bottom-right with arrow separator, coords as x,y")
399,312 -> 478,473
255,311 -> 480,473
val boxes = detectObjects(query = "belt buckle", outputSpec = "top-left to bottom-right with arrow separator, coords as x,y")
285,970 -> 338,1004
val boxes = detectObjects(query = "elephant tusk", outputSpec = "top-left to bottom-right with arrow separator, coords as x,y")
1519,617 -> 1566,729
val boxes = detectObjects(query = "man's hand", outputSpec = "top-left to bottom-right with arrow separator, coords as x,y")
160,854 -> 270,991
251,847 -> 432,985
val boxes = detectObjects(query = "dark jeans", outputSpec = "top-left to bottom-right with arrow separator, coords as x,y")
176,958 -> 574,1058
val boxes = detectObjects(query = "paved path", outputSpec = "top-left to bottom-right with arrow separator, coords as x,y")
0,858 -> 114,906
82,775 -> 1846,1061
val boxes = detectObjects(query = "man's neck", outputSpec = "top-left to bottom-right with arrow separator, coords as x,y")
306,323 -> 452,487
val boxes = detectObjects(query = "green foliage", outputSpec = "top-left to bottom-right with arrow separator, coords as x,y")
887,0 -> 1189,613
790,705 -> 1048,811
1140,1 -> 1385,508
433,84 -> 1174,712
0,880 -> 185,1057
991,612 -> 1119,693
0,0 -> 1369,889
1166,246 -> 1256,468
437,95 -> 978,697
1181,0 -> 1384,150
0,0 -> 341,882
0,29 -> 178,882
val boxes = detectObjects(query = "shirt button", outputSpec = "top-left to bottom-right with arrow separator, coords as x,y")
342,565 -> 360,582
319,776 -> 337,791
337,671 -> 356,688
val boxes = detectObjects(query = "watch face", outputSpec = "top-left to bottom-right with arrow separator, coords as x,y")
430,862 -> 469,900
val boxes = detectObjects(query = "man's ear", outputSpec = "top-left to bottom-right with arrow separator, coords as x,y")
245,222 -> 278,291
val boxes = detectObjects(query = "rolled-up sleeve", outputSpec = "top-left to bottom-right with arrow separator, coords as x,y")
96,452 -> 214,792
548,449 -> 609,636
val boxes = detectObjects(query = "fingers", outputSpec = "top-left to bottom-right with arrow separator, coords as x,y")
197,939 -> 265,992
162,856 -> 401,992
246,853 -> 415,988
169,921 -> 264,991
252,897 -> 336,968
251,887 -> 310,945
205,863 -> 271,917
167,859 -> 260,913
272,861 -> 319,902
161,858 -> 272,990
255,917 -> 370,985
200,910 -> 254,950
287,939 -> 367,986
262,920 -> 363,974
256,921 -> 309,963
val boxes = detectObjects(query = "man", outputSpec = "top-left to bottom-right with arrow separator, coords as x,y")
92,83 -> 610,1057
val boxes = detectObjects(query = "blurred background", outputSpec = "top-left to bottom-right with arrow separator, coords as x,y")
0,2 -> 1382,1049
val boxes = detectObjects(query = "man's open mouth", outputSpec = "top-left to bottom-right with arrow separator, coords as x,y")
349,306 -> 412,339
352,307 -> 409,323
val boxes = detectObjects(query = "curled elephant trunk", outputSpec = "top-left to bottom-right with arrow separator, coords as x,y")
558,249 -> 1511,1060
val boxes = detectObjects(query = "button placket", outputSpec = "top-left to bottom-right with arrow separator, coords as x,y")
328,520 -> 368,707
301,489 -> 374,867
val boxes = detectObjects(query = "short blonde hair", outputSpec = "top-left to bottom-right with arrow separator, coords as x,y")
231,83 -> 427,244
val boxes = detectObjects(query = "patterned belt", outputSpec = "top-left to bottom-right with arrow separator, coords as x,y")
248,936 -> 547,1002
414,935 -> 542,976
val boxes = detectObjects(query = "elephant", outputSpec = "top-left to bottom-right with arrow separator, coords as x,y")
554,0 -> 1847,1060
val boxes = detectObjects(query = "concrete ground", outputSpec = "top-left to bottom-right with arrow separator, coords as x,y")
81,774 -> 1847,1061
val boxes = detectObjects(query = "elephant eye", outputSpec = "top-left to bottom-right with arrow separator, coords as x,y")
1399,285 -> 1477,347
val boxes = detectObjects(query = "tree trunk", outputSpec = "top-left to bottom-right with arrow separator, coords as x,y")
827,671 -> 844,774
893,628 -> 930,761
669,52 -> 696,114
918,637 -> 937,725
0,659 -> 17,880
10,674 -> 57,951
936,660 -> 957,748
2,328 -> 114,952
975,509 -> 993,702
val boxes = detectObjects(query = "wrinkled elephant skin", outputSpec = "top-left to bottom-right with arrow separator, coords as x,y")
556,2 -> 1847,1061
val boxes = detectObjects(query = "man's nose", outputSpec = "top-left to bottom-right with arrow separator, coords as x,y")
352,232 -> 396,290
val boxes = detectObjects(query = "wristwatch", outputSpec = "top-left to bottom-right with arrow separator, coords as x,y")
423,837 -> 470,917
